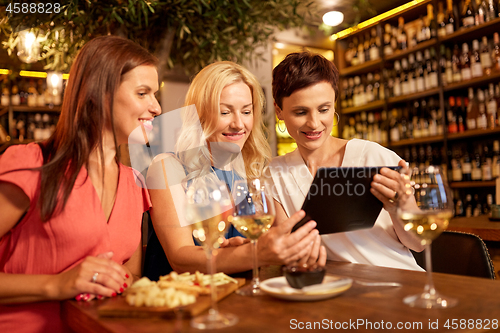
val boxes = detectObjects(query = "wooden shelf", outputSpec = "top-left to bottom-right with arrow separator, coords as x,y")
447,127 -> 500,141
0,106 -> 8,117
385,39 -> 438,62
9,106 -> 61,113
440,17 -> 500,44
387,87 -> 440,105
389,134 -> 444,147
340,59 -> 383,77
450,180 -> 497,188
444,70 -> 500,92
342,100 -> 385,114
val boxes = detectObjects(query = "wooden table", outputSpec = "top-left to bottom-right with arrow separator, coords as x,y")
62,262 -> 500,333
448,215 -> 500,241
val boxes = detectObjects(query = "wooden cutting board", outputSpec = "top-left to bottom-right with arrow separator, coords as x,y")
97,278 -> 245,318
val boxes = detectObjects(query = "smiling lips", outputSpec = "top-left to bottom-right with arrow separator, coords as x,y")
139,119 -> 153,131
302,130 -> 323,140
223,132 -> 245,141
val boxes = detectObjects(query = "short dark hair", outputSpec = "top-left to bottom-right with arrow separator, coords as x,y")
272,51 -> 339,109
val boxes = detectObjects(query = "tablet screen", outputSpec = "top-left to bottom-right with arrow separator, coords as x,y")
291,166 -> 401,234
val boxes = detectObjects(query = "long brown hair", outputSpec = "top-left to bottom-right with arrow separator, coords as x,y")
38,36 -> 158,221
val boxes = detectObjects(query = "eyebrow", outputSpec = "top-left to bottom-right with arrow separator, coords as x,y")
291,102 -> 331,110
220,103 -> 253,108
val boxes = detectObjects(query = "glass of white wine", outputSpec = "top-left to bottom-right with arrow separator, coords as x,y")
231,178 -> 276,296
398,165 -> 457,308
184,177 -> 238,329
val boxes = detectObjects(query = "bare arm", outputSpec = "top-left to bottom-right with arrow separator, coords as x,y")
0,181 -> 127,303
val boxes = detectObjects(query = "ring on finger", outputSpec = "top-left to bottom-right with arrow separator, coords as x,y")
91,272 -> 99,283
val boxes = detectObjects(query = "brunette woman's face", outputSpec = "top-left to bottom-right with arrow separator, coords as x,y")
208,81 -> 254,151
277,81 -> 336,153
113,65 -> 161,144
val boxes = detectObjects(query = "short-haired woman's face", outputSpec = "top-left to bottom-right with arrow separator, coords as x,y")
278,81 -> 336,153
112,65 -> 161,145
209,81 -> 253,151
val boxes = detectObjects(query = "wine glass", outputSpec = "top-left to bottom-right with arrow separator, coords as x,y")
231,178 -> 276,296
398,165 -> 457,308
184,177 -> 238,329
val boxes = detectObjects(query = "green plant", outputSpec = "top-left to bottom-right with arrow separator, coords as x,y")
0,0 -> 316,75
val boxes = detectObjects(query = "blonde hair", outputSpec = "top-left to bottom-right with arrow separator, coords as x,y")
175,61 -> 271,182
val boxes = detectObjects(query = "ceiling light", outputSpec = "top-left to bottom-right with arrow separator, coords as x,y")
323,11 -> 344,27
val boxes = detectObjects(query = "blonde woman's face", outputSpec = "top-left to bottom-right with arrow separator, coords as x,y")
209,82 -> 254,150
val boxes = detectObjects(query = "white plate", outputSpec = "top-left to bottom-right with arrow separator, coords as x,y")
260,275 -> 352,301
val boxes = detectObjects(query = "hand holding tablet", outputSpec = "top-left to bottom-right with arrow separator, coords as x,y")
292,166 -> 401,234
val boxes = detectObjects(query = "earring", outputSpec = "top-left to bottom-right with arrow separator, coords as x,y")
333,112 -> 340,127
277,121 -> 286,133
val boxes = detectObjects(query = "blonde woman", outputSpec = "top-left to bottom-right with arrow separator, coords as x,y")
145,61 -> 325,279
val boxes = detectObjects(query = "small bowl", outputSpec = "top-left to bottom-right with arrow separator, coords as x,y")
283,265 -> 326,289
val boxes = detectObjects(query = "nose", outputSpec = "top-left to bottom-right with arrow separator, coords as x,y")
306,112 -> 319,129
149,96 -> 162,116
230,112 -> 244,130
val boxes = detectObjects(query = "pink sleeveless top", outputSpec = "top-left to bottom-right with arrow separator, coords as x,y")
0,143 -> 151,332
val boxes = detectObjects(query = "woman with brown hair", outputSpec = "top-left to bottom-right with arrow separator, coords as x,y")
0,35 -> 160,332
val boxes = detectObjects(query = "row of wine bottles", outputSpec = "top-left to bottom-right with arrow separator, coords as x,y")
0,76 -> 64,107
455,192 -> 495,217
8,113 -> 58,142
344,0 -> 500,68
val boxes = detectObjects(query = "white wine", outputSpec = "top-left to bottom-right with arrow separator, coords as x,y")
399,210 -> 453,245
230,214 -> 275,240
191,213 -> 230,250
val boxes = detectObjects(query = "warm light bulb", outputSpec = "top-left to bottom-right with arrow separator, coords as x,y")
322,11 -> 344,27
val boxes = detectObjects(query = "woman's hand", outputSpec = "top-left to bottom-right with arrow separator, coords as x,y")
257,210 -> 321,266
47,251 -> 129,301
220,236 -> 250,248
370,160 -> 424,252
293,234 -> 327,268
370,159 -> 408,215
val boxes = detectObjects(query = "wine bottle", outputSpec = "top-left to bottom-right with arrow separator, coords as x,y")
462,148 -> 473,181
480,36 -> 493,75
452,44 -> 462,82
451,149 -> 463,181
446,0 -> 456,34
369,28 -> 380,61
482,144 -> 493,181
492,140 -> 500,178
487,83 -> 498,129
475,0 -> 486,25
467,88 -> 478,130
461,43 -> 472,80
462,0 -> 475,28
493,32 -> 500,71
465,194 -> 474,217
428,4 -> 438,39
472,147 -> 483,181
471,39 -> 484,78
438,2 -> 447,37
477,89 -> 488,129
398,17 -> 407,50
487,0 -> 497,20
383,24 -> 393,56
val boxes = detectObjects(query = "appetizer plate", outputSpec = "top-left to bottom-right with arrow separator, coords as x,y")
260,275 -> 352,301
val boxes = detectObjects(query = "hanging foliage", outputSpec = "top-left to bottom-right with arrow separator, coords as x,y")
0,0 -> 316,74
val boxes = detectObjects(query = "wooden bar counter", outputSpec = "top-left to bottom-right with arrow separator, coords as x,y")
62,261 -> 500,333
448,215 -> 500,242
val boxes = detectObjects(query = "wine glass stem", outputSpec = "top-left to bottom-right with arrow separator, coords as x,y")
207,249 -> 219,317
423,243 -> 436,296
251,239 -> 260,289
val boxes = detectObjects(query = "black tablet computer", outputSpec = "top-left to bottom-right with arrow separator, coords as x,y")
291,166 -> 401,234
